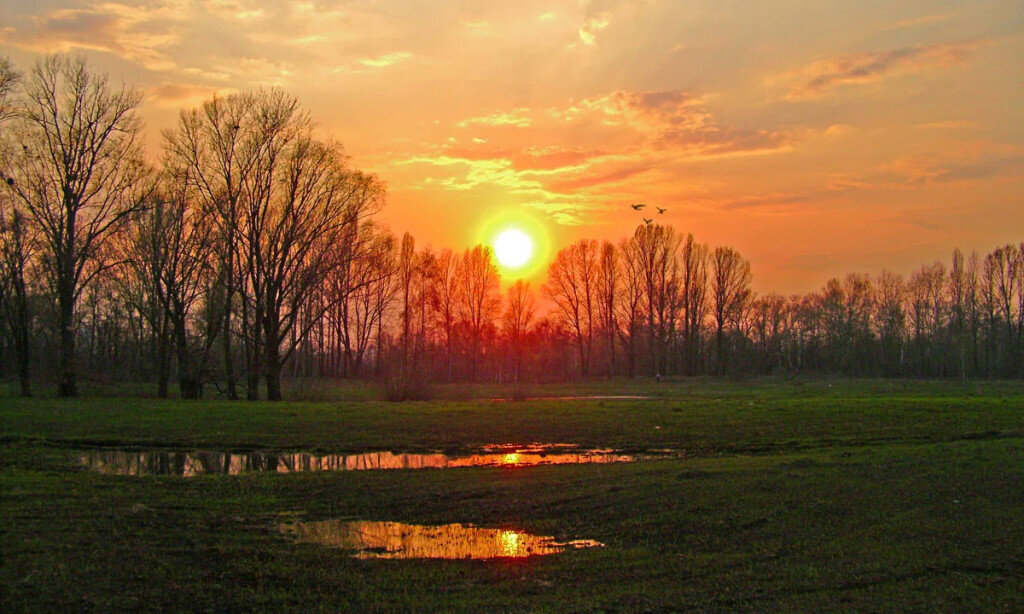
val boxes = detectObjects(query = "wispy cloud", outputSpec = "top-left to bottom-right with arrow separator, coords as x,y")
775,41 -> 983,99
458,108 -> 532,128
146,82 -> 231,107
0,3 -> 181,70
579,12 -> 611,45
562,89 -> 790,156
358,51 -> 412,68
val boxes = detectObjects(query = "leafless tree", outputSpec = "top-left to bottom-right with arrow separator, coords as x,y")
544,239 -> 598,376
430,248 -> 461,382
0,55 -> 154,396
503,279 -> 536,385
0,196 -> 36,396
615,236 -> 645,377
680,234 -> 709,374
596,241 -> 618,375
458,245 -> 501,381
711,245 -> 752,374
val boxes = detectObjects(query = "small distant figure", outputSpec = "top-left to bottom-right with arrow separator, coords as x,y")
631,203 -> 646,210
655,373 -> 661,382
643,217 -> 652,226
656,207 -> 666,214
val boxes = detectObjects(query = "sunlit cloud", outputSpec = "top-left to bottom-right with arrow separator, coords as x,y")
358,52 -> 413,68
146,82 -> 232,107
562,90 -> 790,156
774,41 -> 983,99
458,109 -> 532,128
579,13 -> 611,45
0,3 -> 181,70
878,13 -> 954,32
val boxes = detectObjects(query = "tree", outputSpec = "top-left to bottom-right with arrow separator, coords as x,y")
0,55 -> 153,396
0,200 -> 35,396
0,56 -> 19,128
596,241 -> 618,375
503,279 -> 536,385
544,239 -> 598,377
628,224 -> 681,376
430,248 -> 461,382
679,234 -> 709,374
458,245 -> 501,381
711,245 -> 752,374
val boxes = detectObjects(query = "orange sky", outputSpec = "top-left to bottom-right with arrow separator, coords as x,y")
1,0 -> 1021,293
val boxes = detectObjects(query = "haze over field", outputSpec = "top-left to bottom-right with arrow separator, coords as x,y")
1,0 -> 1021,293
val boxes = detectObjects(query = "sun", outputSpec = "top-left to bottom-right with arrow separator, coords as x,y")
493,228 -> 534,269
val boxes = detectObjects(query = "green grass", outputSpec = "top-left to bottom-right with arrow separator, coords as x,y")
2,379 -> 1023,612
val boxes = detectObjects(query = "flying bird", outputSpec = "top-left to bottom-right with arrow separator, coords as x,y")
631,203 -> 646,210
656,207 -> 666,214
643,218 -> 652,226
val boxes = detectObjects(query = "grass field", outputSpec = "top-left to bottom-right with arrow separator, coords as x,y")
2,378 -> 1023,612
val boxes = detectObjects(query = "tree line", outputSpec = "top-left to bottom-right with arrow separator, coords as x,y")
1,55 -> 1021,399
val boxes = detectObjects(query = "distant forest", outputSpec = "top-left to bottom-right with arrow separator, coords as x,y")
1,56 -> 1022,399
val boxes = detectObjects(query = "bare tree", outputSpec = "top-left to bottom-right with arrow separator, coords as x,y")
0,55 -> 153,396
430,248 -> 461,382
596,241 -> 618,375
503,279 -> 536,385
543,239 -> 599,376
332,225 -> 397,377
680,234 -> 709,374
711,246 -> 752,374
0,56 -> 19,128
615,237 -> 645,377
163,92 -> 257,399
243,125 -> 383,399
0,198 -> 36,396
458,245 -> 501,381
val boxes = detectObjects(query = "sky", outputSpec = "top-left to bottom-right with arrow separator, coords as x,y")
1,0 -> 1021,293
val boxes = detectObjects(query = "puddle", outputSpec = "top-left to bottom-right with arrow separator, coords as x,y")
77,444 -> 648,477
280,519 -> 604,559
490,395 -> 652,401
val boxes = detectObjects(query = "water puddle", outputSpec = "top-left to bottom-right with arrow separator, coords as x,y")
77,444 -> 647,477
490,395 -> 652,401
280,519 -> 604,559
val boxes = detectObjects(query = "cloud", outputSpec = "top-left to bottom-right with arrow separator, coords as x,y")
878,13 -> 954,32
512,147 -> 610,171
458,108 -> 532,128
1,3 -> 181,70
358,52 -> 412,68
146,83 -> 232,107
579,12 -> 611,45
775,42 -> 982,99
390,88 -> 794,225
562,89 -> 790,156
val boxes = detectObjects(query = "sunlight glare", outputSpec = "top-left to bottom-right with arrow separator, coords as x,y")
493,228 -> 533,269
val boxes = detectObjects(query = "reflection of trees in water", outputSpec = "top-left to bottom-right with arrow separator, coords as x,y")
78,448 -> 637,476
280,520 -> 603,559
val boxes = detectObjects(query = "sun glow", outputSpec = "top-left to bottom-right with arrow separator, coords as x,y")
493,229 -> 533,269
478,211 -> 550,280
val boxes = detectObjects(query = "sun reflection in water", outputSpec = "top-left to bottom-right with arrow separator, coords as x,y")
280,520 -> 604,560
77,445 -> 646,477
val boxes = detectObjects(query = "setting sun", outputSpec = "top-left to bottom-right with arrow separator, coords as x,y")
493,229 -> 533,270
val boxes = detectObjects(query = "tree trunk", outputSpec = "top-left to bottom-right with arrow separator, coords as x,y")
156,316 -> 170,399
57,283 -> 77,397
264,320 -> 283,401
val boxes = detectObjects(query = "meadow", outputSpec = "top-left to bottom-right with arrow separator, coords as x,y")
2,378 -> 1023,612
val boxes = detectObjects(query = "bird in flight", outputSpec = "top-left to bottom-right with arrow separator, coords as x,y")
656,207 -> 666,214
643,218 -> 652,226
631,203 -> 646,210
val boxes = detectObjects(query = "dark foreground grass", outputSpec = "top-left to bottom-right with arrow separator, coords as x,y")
2,380 -> 1023,612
